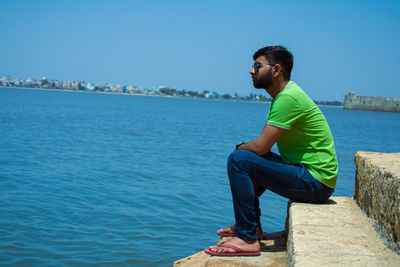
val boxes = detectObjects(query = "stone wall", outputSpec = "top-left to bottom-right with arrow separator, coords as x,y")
344,92 -> 400,112
354,151 -> 400,253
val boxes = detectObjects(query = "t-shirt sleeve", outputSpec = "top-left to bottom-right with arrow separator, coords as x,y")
267,94 -> 303,129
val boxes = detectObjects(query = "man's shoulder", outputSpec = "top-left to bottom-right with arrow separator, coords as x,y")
280,81 -> 315,106
281,81 -> 306,96
274,82 -> 306,104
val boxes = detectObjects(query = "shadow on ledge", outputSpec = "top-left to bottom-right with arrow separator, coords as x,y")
260,230 -> 286,252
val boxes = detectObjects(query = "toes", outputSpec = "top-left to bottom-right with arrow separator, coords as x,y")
218,246 -> 234,253
219,225 -> 234,234
208,244 -> 234,253
208,245 -> 219,251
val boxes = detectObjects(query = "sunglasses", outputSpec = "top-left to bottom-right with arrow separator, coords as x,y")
252,62 -> 274,71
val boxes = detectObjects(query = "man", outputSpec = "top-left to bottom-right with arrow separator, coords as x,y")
205,46 -> 338,256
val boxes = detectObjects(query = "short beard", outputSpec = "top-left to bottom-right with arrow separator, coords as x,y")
253,69 -> 273,89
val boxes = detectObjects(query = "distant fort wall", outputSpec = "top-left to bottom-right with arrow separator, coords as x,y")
344,92 -> 400,113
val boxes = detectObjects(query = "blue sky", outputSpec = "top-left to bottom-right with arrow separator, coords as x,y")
1,0 -> 399,101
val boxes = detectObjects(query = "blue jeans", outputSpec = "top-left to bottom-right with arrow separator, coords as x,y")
227,150 -> 334,241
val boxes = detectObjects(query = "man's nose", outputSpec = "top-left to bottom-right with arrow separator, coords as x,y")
250,67 -> 255,75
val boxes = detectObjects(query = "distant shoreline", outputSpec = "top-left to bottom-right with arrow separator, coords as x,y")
0,86 -> 344,107
0,85 -> 180,100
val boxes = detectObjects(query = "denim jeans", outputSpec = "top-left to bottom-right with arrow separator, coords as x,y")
227,150 -> 334,241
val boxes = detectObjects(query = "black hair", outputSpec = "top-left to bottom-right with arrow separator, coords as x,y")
253,46 -> 293,80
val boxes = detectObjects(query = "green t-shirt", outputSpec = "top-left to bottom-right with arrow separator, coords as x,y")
267,81 -> 338,188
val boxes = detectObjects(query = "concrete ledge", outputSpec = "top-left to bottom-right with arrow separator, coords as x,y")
173,232 -> 286,267
175,197 -> 400,266
287,197 -> 400,266
354,152 -> 400,252
174,152 -> 400,266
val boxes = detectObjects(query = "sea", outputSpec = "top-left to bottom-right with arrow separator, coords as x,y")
1,87 -> 399,266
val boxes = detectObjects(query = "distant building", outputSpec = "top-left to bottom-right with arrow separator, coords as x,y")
25,78 -> 33,87
32,79 -> 40,87
127,85 -> 135,93
80,82 -> 87,90
113,85 -> 123,92
87,83 -> 95,91
74,81 -> 80,90
344,92 -> 400,113
0,76 -> 9,86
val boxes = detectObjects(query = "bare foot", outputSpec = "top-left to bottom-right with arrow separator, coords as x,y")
217,225 -> 264,241
209,237 -> 260,253
217,225 -> 236,235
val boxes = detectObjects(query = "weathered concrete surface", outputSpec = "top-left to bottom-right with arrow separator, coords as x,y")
173,232 -> 286,267
173,251 -> 210,267
287,197 -> 400,266
354,152 -> 400,253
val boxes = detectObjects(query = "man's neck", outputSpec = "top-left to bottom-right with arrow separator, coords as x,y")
266,80 -> 290,98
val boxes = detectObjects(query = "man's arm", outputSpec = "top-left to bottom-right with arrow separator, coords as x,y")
237,124 -> 285,156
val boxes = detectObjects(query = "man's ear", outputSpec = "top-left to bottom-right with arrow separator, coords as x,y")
273,64 -> 282,77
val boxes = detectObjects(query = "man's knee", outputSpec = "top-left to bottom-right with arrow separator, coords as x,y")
227,150 -> 253,171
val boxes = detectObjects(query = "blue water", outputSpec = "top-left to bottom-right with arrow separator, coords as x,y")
1,87 -> 399,266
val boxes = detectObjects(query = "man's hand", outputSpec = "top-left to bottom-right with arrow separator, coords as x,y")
237,124 -> 284,156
